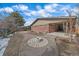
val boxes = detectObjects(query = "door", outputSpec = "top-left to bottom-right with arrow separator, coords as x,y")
56,24 -> 64,32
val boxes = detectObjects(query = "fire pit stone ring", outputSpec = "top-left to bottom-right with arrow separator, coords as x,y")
27,36 -> 48,48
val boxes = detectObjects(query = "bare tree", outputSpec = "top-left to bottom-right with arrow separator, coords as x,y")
4,16 -> 17,34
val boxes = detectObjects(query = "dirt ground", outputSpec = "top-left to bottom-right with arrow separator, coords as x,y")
55,38 -> 79,56
3,31 -> 79,56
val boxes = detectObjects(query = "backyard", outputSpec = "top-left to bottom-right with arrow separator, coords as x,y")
2,31 -> 79,56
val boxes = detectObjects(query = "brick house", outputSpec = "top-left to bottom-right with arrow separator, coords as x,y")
31,16 -> 76,33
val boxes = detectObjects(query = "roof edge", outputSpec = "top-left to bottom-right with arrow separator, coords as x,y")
30,16 -> 77,26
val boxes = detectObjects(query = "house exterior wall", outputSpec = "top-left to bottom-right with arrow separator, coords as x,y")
31,24 -> 58,33
31,21 -> 76,33
31,17 -> 76,33
31,25 -> 49,33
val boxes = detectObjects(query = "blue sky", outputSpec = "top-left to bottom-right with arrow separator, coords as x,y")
0,3 -> 79,26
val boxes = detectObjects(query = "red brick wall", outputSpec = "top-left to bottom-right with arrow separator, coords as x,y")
31,24 -> 57,33
31,25 -> 49,33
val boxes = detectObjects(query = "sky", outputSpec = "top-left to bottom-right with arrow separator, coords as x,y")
0,3 -> 79,26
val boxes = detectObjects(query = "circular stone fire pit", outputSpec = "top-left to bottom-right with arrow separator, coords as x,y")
27,36 -> 48,48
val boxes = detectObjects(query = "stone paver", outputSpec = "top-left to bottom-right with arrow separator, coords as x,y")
27,36 -> 48,48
